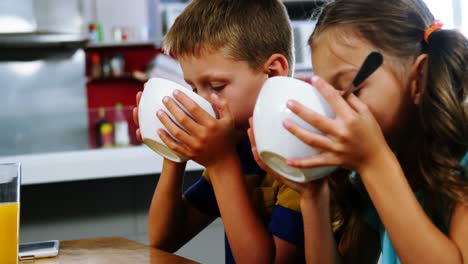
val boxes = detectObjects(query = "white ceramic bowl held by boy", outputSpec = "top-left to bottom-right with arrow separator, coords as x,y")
138,77 -> 216,162
253,76 -> 337,182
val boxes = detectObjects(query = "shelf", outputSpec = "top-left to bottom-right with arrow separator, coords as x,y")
86,41 -> 161,49
0,32 -> 88,61
0,32 -> 88,48
0,146 -> 204,185
87,73 -> 146,84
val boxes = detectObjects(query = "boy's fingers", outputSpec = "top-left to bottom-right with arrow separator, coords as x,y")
173,90 -> 215,126
163,96 -> 200,134
136,128 -> 142,142
311,76 -> 352,117
157,129 -> 190,158
136,91 -> 142,106
157,110 -> 193,145
133,107 -> 139,126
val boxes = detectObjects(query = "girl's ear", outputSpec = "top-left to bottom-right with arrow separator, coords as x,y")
409,54 -> 428,105
263,54 -> 289,77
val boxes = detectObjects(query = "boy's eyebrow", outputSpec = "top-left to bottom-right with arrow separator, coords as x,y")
185,73 -> 230,85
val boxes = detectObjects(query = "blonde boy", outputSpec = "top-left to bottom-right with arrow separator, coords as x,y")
133,0 -> 305,262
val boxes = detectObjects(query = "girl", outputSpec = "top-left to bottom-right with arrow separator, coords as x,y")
248,0 -> 468,263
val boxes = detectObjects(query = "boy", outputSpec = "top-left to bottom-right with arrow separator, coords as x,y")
133,0 -> 304,262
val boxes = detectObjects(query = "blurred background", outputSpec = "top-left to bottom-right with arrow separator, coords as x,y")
0,0 -> 466,263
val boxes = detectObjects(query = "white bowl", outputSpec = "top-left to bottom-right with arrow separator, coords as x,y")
253,76 -> 337,182
138,78 -> 216,162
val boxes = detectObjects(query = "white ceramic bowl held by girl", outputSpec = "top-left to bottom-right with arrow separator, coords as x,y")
253,76 -> 337,182
138,77 -> 216,162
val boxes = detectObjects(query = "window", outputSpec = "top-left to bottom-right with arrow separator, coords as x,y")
462,0 -> 468,36
424,0 -> 468,37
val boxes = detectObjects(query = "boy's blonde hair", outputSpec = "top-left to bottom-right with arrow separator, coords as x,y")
163,0 -> 294,76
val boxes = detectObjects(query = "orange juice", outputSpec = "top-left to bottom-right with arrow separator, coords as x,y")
0,202 -> 19,264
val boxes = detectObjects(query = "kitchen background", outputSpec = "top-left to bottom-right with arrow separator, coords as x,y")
0,0 -> 466,263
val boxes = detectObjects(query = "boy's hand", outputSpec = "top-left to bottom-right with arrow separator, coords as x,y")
132,91 -> 143,142
247,117 -> 327,200
157,90 -> 237,168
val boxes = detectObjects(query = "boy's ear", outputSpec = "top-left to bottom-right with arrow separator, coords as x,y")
263,54 -> 289,77
409,54 -> 428,105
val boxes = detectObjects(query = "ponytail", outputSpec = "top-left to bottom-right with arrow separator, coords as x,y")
311,0 -> 468,253
418,29 -> 468,212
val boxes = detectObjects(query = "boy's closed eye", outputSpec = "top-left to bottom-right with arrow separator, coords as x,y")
210,83 -> 226,92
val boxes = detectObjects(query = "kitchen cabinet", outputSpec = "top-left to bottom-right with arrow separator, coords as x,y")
84,42 -> 162,148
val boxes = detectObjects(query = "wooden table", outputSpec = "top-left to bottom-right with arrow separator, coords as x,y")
21,237 -> 198,264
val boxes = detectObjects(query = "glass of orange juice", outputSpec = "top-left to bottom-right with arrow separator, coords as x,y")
0,163 -> 20,264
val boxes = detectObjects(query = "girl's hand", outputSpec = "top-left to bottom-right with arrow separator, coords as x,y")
157,90 -> 237,168
284,76 -> 389,173
248,117 -> 329,202
132,91 -> 143,142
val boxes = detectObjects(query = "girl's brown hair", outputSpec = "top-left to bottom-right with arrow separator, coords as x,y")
310,0 -> 468,256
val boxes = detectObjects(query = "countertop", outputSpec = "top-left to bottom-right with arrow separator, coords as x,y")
0,145 -> 203,185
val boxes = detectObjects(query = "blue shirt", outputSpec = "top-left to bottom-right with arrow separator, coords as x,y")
184,139 -> 305,264
363,152 -> 468,264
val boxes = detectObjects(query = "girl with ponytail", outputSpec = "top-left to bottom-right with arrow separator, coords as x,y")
248,0 -> 468,263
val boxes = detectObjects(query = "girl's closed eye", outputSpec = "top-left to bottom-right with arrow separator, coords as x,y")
353,82 -> 367,96
191,87 -> 198,94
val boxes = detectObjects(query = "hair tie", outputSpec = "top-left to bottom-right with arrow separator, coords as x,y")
424,20 -> 443,44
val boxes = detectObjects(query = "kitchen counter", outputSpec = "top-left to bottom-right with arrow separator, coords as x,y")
0,146 -> 203,185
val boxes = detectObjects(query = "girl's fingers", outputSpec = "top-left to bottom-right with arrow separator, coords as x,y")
247,117 -> 257,147
157,129 -> 191,157
247,127 -> 256,149
345,92 -> 369,114
163,95 -> 201,134
173,89 -> 216,125
251,146 -> 267,171
287,152 -> 339,169
248,120 -> 269,171
250,145 -> 268,171
157,110 -> 194,145
286,99 -> 336,135
248,119 -> 271,172
283,118 -> 336,152
311,76 -> 353,118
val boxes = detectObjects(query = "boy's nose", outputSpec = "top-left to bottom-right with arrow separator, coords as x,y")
197,91 -> 211,102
